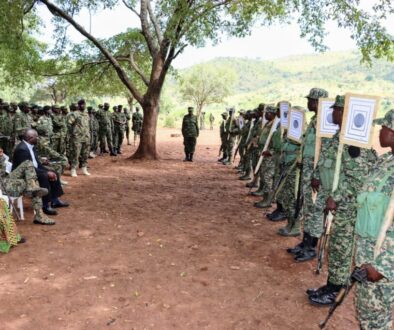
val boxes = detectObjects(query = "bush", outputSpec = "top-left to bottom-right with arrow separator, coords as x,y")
164,115 -> 176,128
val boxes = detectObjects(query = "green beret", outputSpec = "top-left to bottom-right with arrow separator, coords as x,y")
305,88 -> 329,100
373,109 -> 394,128
330,95 -> 345,108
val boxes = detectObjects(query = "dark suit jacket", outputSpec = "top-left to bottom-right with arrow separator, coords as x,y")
12,141 -> 48,176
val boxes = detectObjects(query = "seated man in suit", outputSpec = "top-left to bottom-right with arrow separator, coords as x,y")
12,129 -> 69,219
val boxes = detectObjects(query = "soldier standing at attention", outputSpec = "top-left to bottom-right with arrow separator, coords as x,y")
132,107 -> 143,145
51,105 -> 66,155
68,99 -> 91,177
353,109 -> 394,330
209,113 -> 215,130
181,107 -> 199,162
124,108 -> 131,145
113,105 -> 127,154
96,103 -> 116,156
218,112 -> 228,162
14,102 -> 32,139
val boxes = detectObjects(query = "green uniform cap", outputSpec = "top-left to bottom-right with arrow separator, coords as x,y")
330,95 -> 345,108
265,105 -> 278,114
221,112 -> 228,117
305,88 -> 329,100
373,109 -> 394,128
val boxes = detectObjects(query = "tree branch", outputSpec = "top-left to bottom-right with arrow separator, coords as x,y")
140,0 -> 158,56
122,0 -> 141,18
128,52 -> 149,87
146,0 -> 162,43
40,0 -> 144,104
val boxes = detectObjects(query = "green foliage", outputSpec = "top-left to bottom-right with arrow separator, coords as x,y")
178,64 -> 236,116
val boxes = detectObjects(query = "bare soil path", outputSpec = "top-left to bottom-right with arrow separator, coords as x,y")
0,128 -> 359,330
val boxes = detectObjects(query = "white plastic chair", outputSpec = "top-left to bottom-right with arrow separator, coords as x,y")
0,189 -> 24,220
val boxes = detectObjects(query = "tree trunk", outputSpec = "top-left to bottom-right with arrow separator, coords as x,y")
130,102 -> 159,160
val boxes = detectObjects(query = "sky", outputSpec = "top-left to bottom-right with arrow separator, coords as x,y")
36,1 -> 394,69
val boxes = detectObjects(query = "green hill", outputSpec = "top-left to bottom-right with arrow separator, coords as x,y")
159,51 -> 394,127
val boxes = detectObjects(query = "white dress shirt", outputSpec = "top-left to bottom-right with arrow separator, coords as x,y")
23,140 -> 38,168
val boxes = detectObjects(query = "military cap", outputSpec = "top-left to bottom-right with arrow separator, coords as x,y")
265,105 -> 278,114
78,99 -> 86,105
18,102 -> 28,109
187,106 -> 194,111
373,109 -> 394,128
305,88 -> 329,100
330,95 -> 345,108
221,112 -> 228,117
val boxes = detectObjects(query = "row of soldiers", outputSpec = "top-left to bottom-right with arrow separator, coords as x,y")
218,89 -> 394,329
0,100 -> 144,176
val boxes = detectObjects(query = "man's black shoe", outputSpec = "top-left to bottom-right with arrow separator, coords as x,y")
308,287 -> 341,306
294,248 -> 317,262
287,242 -> 304,254
269,211 -> 287,222
43,207 -> 58,216
51,200 -> 70,208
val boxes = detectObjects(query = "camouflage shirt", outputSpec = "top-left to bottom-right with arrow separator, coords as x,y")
182,114 -> 199,138
14,112 -> 32,137
67,111 -> 90,142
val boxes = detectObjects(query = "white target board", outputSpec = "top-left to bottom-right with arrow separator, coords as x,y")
317,98 -> 338,138
279,101 -> 290,129
340,93 -> 380,148
287,107 -> 305,143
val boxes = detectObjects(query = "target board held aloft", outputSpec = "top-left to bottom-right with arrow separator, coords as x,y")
287,107 -> 306,144
279,101 -> 290,130
316,98 -> 338,138
340,93 -> 380,148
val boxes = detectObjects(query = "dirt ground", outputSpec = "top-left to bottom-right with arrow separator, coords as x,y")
1,128 -> 371,330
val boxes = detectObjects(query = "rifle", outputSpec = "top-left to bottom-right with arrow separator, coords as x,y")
315,210 -> 334,274
319,267 -> 367,329
293,163 -> 304,220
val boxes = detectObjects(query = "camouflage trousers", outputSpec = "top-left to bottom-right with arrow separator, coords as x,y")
277,163 -> 297,219
51,134 -> 66,155
91,132 -> 98,153
258,156 -> 276,194
113,127 -> 125,150
224,136 -> 236,161
99,128 -> 114,150
303,187 -> 328,238
355,235 -> 394,330
183,137 -> 197,154
327,197 -> 357,285
300,163 -> 315,226
69,139 -> 90,168
2,160 -> 43,212
125,124 -> 130,142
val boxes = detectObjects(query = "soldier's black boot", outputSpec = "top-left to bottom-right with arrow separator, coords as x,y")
110,147 -> 117,156
189,153 -> 194,162
294,233 -> 318,262
117,148 -> 122,154
308,282 -> 343,306
267,203 -> 286,221
287,234 -> 307,254
184,153 -> 189,162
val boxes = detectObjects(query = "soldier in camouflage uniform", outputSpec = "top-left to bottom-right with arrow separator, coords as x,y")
124,108 -> 131,145
238,110 -> 257,180
181,107 -> 199,162
88,107 -> 99,157
236,110 -> 252,171
51,105 -> 67,155
132,107 -> 143,145
68,99 -> 91,177
308,100 -> 377,306
209,113 -> 215,130
0,103 -> 13,157
37,136 -> 68,181
218,112 -> 229,162
354,109 -> 394,330
0,148 -> 53,225
222,108 -> 240,165
253,106 -> 282,209
113,105 -> 127,154
96,103 -> 116,156
36,106 -> 53,145
14,102 -> 32,140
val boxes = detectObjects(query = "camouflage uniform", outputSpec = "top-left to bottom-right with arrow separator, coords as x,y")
67,110 -> 90,169
209,113 -> 214,130
327,139 -> 377,285
276,137 -> 301,226
36,114 -> 53,145
37,137 -> 68,177
223,114 -> 240,165
51,112 -> 67,155
0,158 -> 44,222
89,112 -> 99,154
132,111 -> 143,143
13,111 -> 32,139
112,111 -> 127,152
181,111 -> 199,159
0,106 -> 13,156
352,110 -> 394,329
96,108 -> 114,152
237,116 -> 252,169
124,110 -> 131,144
219,113 -> 228,160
